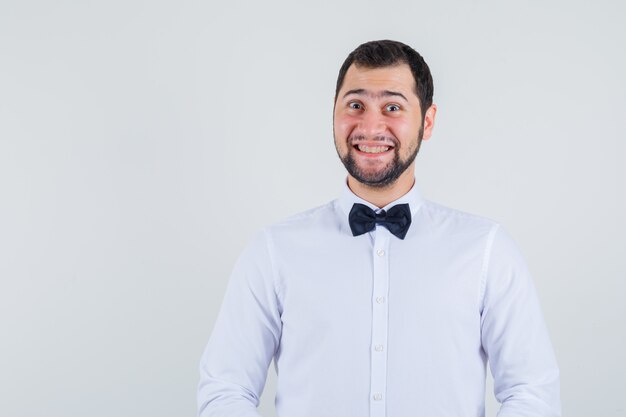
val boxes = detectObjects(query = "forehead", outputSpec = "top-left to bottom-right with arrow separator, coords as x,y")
339,63 -> 417,100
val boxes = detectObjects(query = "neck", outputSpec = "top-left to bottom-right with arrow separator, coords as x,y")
348,169 -> 416,209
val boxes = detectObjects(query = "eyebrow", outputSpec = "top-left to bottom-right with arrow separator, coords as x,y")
342,88 -> 408,102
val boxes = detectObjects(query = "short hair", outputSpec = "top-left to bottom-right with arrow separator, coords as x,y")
335,40 -> 434,117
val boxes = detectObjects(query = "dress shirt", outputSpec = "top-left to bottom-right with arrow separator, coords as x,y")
197,176 -> 561,417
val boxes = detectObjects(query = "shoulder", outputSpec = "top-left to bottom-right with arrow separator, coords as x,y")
418,199 -> 500,237
418,199 -> 528,265
263,200 -> 339,236
231,202 -> 334,274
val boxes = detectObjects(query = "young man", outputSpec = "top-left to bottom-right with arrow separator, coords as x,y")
198,40 -> 561,417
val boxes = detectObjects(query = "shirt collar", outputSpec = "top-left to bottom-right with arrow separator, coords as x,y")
337,175 -> 426,221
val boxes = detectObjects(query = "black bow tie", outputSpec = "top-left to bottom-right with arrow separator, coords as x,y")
348,203 -> 412,240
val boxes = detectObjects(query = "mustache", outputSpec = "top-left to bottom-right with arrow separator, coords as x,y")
349,135 -> 398,147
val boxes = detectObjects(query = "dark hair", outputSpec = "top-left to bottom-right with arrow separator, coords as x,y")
335,40 -> 434,117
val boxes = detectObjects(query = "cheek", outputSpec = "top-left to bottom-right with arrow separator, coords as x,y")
388,119 -> 420,142
333,115 -> 357,140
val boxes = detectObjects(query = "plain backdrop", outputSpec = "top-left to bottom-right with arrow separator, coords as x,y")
1,1 -> 625,416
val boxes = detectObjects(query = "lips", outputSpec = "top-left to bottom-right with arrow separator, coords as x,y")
352,141 -> 395,156
355,144 -> 390,153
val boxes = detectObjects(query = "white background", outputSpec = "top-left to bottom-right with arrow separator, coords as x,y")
1,1 -> 624,416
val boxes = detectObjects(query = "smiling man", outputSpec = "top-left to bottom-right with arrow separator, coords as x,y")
198,40 -> 561,417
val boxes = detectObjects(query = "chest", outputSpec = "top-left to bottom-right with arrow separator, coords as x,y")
275,232 -> 485,336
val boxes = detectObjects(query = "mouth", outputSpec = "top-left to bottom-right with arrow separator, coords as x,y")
352,143 -> 395,156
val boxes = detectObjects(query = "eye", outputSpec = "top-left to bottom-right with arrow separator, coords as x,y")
348,101 -> 363,110
385,104 -> 401,112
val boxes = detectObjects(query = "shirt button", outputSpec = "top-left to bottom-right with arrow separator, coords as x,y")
376,296 -> 385,304
374,344 -> 384,352
376,249 -> 385,257
373,393 -> 383,401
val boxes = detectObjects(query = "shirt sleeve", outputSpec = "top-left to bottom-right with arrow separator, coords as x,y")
480,224 -> 561,417
197,229 -> 283,417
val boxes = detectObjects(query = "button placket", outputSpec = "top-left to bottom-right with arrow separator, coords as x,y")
370,227 -> 391,417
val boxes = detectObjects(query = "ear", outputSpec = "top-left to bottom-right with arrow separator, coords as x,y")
421,104 -> 437,141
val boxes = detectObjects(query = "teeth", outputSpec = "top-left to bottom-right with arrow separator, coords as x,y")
357,145 -> 390,153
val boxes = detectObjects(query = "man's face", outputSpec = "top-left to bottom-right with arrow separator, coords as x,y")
333,63 -> 435,188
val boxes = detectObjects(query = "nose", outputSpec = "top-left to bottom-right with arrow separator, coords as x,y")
356,109 -> 386,138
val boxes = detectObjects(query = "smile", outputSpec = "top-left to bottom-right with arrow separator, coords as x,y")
353,144 -> 393,154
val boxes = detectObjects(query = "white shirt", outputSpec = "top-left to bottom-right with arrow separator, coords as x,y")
197,177 -> 561,417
